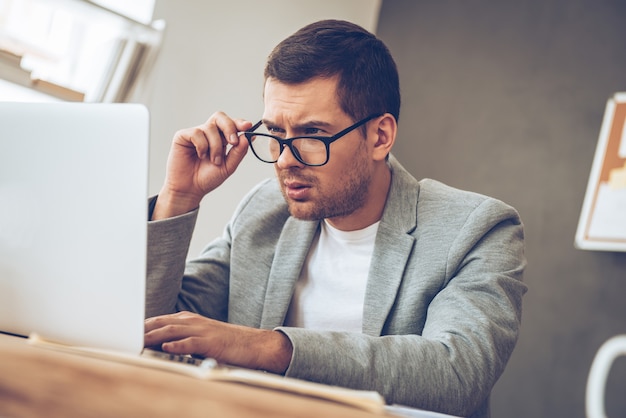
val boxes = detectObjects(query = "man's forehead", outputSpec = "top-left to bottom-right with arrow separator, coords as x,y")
262,77 -> 346,122
263,76 -> 339,99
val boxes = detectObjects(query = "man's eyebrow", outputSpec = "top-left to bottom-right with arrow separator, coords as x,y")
261,119 -> 334,129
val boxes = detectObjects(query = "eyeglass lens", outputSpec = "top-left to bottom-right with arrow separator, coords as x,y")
247,133 -> 328,166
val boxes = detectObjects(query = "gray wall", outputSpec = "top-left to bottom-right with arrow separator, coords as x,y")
376,1 -> 626,417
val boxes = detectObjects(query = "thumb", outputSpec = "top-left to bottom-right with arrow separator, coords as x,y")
223,139 -> 250,174
234,119 -> 254,132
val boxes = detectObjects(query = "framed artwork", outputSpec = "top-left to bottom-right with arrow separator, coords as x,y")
576,92 -> 626,252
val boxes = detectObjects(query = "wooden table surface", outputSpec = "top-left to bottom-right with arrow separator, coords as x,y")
0,333 -> 386,418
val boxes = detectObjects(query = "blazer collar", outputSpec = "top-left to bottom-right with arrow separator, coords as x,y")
259,217 -> 319,329
362,155 -> 419,335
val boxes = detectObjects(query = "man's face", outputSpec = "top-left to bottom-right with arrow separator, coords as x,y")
262,77 -> 374,226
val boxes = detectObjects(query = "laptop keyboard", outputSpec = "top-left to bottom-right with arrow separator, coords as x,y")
143,349 -> 218,369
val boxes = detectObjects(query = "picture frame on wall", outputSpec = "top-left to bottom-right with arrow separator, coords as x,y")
575,92 -> 626,252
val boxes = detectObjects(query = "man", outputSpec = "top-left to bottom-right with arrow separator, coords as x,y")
143,19 -> 527,418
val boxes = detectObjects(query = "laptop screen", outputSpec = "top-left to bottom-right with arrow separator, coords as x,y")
0,102 -> 148,354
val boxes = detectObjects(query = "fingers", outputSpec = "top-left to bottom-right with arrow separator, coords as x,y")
144,311 -> 196,335
144,312 -> 216,355
173,112 -> 253,166
200,113 -> 253,166
160,336 -> 211,357
201,114 -> 231,166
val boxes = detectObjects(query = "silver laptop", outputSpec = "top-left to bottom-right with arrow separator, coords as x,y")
0,102 -> 148,355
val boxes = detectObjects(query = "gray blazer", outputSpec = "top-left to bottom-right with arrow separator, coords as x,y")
146,156 -> 527,418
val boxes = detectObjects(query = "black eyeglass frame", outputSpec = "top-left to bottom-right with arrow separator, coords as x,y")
242,113 -> 383,167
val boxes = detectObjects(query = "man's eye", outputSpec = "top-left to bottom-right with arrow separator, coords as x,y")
304,127 -> 322,135
267,127 -> 285,135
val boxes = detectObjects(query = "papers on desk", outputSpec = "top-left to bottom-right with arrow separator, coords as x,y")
27,333 -> 385,414
385,404 -> 463,418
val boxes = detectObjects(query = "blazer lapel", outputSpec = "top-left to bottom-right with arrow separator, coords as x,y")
259,217 -> 319,329
362,156 -> 419,336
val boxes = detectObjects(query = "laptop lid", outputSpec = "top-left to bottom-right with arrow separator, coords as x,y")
0,102 -> 148,354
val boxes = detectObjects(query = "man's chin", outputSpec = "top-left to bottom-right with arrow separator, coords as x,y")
286,202 -> 321,221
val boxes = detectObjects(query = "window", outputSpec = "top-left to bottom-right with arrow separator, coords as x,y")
0,0 -> 163,102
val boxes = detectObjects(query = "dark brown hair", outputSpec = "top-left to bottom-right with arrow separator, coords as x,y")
264,19 -> 400,123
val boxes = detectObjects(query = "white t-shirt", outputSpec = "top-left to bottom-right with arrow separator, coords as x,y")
285,219 -> 379,332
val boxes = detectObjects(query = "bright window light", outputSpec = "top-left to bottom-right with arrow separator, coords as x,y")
91,0 -> 155,24
0,0 -> 161,102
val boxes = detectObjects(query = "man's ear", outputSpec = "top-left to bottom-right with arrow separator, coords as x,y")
370,113 -> 397,161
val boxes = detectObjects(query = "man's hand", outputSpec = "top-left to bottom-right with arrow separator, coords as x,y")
144,311 -> 293,374
152,112 -> 253,220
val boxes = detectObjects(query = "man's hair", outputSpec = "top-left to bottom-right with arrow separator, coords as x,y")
264,19 -> 400,123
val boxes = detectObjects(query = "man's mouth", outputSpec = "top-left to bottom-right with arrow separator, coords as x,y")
283,179 -> 312,200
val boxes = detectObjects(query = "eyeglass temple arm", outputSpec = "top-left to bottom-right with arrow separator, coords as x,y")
238,120 -> 263,136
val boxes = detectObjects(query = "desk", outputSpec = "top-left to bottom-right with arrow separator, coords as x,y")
0,333 -> 383,418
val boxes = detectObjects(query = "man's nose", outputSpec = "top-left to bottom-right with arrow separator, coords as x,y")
276,144 -> 304,169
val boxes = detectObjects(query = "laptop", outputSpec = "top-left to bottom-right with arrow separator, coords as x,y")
0,102 -> 148,355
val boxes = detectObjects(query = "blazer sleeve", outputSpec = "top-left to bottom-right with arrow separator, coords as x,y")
145,196 -> 198,318
144,195 -> 233,321
145,180 -> 274,321
276,197 -> 527,417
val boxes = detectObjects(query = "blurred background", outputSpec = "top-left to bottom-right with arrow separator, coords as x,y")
1,1 -> 625,416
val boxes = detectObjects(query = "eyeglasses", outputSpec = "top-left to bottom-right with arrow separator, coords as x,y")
241,113 -> 382,167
